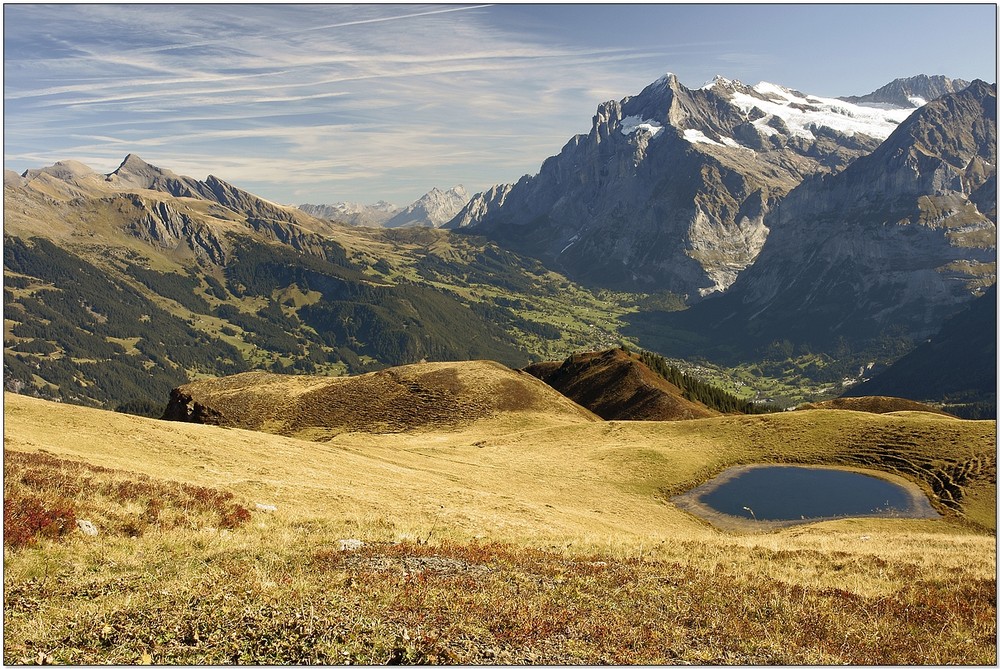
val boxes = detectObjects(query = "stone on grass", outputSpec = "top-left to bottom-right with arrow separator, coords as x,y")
76,519 -> 98,536
338,538 -> 364,551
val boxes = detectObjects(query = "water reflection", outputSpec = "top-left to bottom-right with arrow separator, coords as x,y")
674,464 -> 938,529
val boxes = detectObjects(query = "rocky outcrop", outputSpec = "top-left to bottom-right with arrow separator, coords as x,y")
161,387 -> 226,424
447,73 -> 909,298
125,195 -> 227,264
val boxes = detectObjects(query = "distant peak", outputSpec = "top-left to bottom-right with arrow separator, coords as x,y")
701,74 -> 740,90
118,153 -> 149,169
110,154 -> 164,179
653,72 -> 679,87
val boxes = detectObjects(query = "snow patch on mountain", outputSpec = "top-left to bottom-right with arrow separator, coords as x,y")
683,129 -> 723,146
620,115 -> 664,138
730,82 -> 916,141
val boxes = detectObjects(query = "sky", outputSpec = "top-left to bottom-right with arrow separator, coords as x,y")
4,3 -> 997,206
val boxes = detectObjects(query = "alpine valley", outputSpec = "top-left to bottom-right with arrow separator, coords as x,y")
3,71 -> 998,666
4,73 -> 994,417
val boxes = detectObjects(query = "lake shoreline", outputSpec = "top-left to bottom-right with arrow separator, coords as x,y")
672,463 -> 941,533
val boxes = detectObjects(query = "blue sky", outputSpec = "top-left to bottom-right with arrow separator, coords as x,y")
4,3 -> 996,205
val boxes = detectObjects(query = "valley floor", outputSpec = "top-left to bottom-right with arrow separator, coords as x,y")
3,393 -> 996,664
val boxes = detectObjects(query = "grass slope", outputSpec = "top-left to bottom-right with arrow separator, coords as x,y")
3,391 -> 995,664
163,360 -> 599,438
797,396 -> 957,416
524,348 -> 718,420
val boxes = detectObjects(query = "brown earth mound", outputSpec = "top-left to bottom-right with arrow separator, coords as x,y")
797,396 -> 956,417
162,360 -> 599,438
523,349 -> 718,421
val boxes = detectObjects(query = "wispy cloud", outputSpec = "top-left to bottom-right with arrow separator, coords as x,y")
6,4 -> 993,204
4,4 -> 680,203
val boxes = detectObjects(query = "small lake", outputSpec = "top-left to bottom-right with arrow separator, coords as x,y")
673,465 -> 939,530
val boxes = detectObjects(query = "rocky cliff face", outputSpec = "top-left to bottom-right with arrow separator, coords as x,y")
658,81 -> 996,351
7,154 -> 345,265
447,73 -> 915,298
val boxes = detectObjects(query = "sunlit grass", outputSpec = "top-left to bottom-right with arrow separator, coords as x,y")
3,392 -> 996,664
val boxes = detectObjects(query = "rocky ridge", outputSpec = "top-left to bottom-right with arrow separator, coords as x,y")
6,154 -> 345,264
384,185 -> 469,228
298,201 -> 400,227
299,185 -> 470,229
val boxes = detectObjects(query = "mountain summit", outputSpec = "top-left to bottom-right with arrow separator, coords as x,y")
446,73 -> 917,298
384,185 -> 469,228
841,75 -> 972,108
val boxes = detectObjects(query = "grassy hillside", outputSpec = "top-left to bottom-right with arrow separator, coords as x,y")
4,391 -> 995,664
524,348 -> 719,420
163,361 -> 599,438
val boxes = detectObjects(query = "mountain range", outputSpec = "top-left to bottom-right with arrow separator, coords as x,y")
3,73 -> 995,417
299,185 -> 469,229
445,73 -> 948,297
840,74 -> 972,108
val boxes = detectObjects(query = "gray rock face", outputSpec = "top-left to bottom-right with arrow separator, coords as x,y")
125,194 -> 227,264
76,519 -> 99,536
841,75 -> 972,108
669,81 -> 996,349
446,73 -> 907,299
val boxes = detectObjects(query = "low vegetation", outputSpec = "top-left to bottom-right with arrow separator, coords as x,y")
3,391 -> 995,664
4,450 -> 252,549
5,532 -> 995,665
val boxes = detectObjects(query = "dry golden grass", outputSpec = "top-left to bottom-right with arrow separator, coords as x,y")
3,389 -> 996,664
165,361 -> 599,439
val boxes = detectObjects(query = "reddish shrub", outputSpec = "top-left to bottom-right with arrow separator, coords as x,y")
219,504 -> 252,529
4,493 -> 78,549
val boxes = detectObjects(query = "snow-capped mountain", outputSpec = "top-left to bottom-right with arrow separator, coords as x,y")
447,73 -> 922,298
299,185 -> 469,229
384,185 -> 469,228
840,74 -> 971,109
298,201 -> 400,227
650,80 -> 996,354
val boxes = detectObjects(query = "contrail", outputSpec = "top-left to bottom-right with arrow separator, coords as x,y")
289,4 -> 495,35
